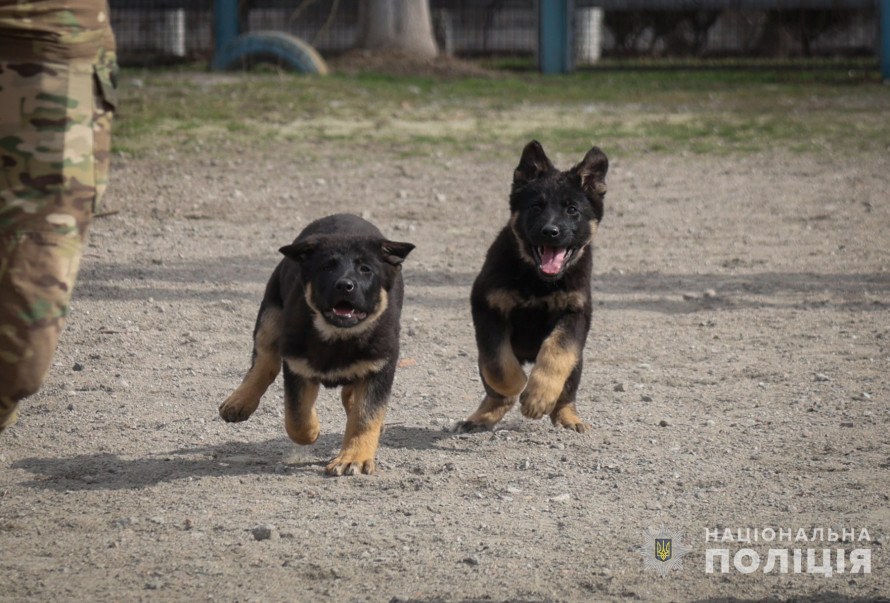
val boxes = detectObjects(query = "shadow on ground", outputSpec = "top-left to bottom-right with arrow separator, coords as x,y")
79,253 -> 890,314
10,426 -> 453,492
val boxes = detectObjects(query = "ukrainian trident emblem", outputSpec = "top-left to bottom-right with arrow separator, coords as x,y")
655,538 -> 672,562
639,528 -> 691,576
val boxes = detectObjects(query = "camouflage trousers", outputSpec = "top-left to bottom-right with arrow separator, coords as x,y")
0,57 -> 115,432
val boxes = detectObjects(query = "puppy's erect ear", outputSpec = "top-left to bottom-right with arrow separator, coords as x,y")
380,240 -> 415,266
571,146 -> 609,200
279,238 -> 318,262
513,140 -> 554,185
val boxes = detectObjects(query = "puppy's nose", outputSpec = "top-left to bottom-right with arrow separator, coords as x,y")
336,278 -> 355,293
541,225 -> 560,239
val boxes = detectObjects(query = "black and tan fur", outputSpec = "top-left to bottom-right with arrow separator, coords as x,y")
219,214 -> 414,475
455,141 -> 608,433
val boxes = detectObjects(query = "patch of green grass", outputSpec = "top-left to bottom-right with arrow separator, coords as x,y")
112,65 -> 890,159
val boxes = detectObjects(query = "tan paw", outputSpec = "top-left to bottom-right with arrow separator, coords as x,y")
519,381 -> 559,419
286,421 -> 320,445
325,455 -> 375,476
285,406 -> 320,445
219,392 -> 259,422
550,405 -> 590,433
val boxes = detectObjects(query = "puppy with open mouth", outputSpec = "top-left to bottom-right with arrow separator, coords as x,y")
219,214 -> 414,476
456,140 -> 608,434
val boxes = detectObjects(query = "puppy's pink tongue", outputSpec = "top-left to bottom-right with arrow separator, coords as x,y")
334,303 -> 355,317
540,246 -> 567,275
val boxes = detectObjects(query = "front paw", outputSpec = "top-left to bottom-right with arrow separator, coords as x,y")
325,454 -> 376,476
219,392 -> 259,422
519,382 -> 558,419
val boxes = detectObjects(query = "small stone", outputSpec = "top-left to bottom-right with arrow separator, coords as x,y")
814,373 -> 831,382
549,493 -> 571,502
659,419 -> 670,427
703,289 -> 717,298
252,524 -> 278,541
705,419 -> 716,427
462,555 -> 480,565
67,403 -> 75,411
73,362 -> 84,372
682,292 -> 700,301
786,504 -> 797,512
613,383 -> 626,392
641,395 -> 653,402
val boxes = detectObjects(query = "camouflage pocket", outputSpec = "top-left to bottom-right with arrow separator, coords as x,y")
93,48 -> 118,111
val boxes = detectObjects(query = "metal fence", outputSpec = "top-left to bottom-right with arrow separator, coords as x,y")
109,0 -> 880,66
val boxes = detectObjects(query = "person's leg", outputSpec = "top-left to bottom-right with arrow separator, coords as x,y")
0,57 -> 113,431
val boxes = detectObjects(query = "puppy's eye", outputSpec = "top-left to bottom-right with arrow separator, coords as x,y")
566,205 -> 579,216
530,204 -> 543,214
358,264 -> 372,275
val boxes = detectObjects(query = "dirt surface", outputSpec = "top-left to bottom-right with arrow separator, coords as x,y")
1,143 -> 888,602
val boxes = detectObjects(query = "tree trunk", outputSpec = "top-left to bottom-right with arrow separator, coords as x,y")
357,0 -> 395,50
356,0 -> 438,59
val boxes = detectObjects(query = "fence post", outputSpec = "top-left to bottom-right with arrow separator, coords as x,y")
539,0 -> 574,74
882,0 -> 890,81
214,0 -> 240,54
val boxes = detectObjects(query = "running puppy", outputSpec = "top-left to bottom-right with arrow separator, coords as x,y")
455,141 -> 608,433
220,214 -> 414,475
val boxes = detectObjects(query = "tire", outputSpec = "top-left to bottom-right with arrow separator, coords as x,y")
210,31 -> 328,74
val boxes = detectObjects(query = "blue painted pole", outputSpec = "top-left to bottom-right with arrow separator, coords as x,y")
881,0 -> 890,81
539,0 -> 573,75
214,0 -> 240,54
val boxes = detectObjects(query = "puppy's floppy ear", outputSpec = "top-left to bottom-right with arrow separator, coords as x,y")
513,140 -> 554,185
279,237 -> 318,262
571,146 -> 609,200
380,240 -> 415,266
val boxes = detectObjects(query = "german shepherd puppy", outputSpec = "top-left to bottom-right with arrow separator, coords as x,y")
455,141 -> 608,434
219,214 -> 414,475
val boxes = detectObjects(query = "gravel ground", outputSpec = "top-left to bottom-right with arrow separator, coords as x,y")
1,143 -> 888,602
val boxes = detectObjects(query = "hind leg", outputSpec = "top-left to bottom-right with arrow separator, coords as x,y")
455,337 -> 526,432
455,393 -> 518,433
326,371 -> 391,476
220,305 -> 282,422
